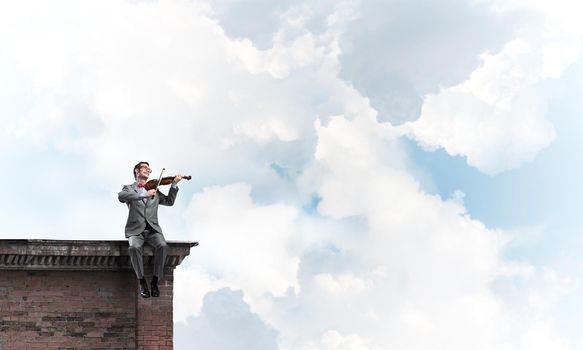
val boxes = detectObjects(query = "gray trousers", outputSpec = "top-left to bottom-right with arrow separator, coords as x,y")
128,227 -> 168,280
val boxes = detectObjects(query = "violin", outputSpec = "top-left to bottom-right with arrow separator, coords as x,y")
143,168 -> 192,190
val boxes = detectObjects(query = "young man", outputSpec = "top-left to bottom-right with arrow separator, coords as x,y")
118,161 -> 183,298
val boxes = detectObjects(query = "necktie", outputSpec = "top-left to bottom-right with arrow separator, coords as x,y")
137,183 -> 145,188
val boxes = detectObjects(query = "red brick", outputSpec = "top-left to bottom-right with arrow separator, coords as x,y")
0,240 -> 195,348
0,269 -> 176,348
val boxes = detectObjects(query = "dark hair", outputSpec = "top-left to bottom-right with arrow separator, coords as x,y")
133,161 -> 149,179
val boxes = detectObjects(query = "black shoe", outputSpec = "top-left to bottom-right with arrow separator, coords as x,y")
139,278 -> 150,298
151,276 -> 160,297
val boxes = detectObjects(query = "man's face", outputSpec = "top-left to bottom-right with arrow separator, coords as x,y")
137,164 -> 152,180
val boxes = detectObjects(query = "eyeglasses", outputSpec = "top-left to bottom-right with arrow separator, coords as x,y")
140,166 -> 152,173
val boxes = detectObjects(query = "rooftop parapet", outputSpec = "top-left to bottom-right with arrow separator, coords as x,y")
0,239 -> 197,271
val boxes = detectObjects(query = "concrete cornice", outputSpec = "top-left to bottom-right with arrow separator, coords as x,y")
0,239 -> 198,271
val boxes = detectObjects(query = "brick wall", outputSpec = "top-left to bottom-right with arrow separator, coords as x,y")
0,269 -> 176,349
136,270 -> 174,350
0,270 -> 137,348
0,239 -> 195,350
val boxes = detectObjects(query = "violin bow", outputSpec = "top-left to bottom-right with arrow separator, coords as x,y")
155,168 -> 166,190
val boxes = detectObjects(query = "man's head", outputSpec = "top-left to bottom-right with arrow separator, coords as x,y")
133,161 -> 152,180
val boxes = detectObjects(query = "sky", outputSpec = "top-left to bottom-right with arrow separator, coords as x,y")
1,0 -> 582,349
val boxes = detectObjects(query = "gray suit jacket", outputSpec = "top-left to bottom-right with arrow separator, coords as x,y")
118,183 -> 179,238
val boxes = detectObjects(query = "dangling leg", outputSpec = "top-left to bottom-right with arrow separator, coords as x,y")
146,232 -> 168,297
128,234 -> 150,298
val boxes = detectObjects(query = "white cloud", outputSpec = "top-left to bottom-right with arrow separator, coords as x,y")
174,264 -> 219,322
175,287 -> 279,350
226,34 -> 323,79
280,114 -> 570,349
407,0 -> 583,174
407,39 -> 556,174
337,0 -> 518,124
234,118 -> 299,142
312,273 -> 372,297
183,183 -> 300,299
0,1 -> 576,349
0,0 -> 365,236
302,330 -> 381,350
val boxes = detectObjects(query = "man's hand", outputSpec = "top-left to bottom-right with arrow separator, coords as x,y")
145,189 -> 157,197
173,175 -> 183,184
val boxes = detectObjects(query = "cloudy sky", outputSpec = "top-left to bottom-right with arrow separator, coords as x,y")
1,0 -> 583,349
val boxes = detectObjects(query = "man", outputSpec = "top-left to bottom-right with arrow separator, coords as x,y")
118,161 -> 183,298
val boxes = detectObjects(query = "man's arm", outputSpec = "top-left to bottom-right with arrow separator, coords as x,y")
158,185 -> 178,206
118,185 -> 142,203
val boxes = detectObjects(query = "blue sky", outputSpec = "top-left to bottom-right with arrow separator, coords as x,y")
1,0 -> 583,349
407,56 -> 583,346
409,56 -> 583,263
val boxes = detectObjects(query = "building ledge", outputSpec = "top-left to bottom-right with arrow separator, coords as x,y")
0,239 -> 198,271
